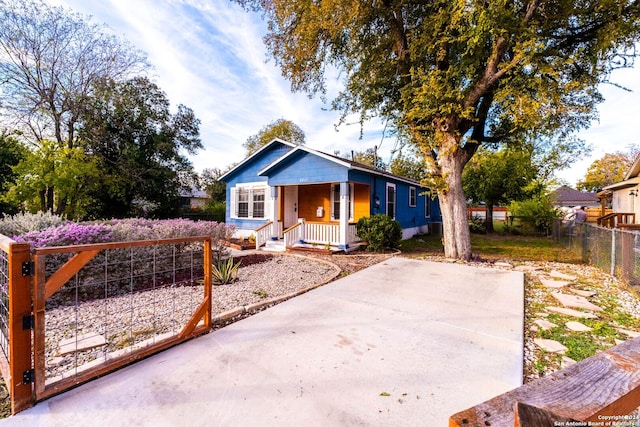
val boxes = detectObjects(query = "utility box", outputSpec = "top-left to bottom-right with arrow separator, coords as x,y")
316,207 -> 324,218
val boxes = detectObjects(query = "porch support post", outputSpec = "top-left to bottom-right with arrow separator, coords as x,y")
339,182 -> 349,249
269,186 -> 279,238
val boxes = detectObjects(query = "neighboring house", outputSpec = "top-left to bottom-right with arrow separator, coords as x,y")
219,139 -> 441,251
600,154 -> 640,226
551,185 -> 600,208
179,187 -> 210,210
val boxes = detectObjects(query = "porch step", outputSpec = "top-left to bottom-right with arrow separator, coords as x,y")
262,240 -> 286,252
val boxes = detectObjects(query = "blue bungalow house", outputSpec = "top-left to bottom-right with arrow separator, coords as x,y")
219,139 -> 441,251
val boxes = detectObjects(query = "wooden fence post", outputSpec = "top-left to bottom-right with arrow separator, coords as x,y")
8,241 -> 33,413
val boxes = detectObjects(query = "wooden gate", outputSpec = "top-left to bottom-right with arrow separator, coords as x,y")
1,235 -> 213,411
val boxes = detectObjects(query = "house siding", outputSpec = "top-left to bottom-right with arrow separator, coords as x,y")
221,139 -> 442,240
265,151 -> 349,185
224,142 -> 293,230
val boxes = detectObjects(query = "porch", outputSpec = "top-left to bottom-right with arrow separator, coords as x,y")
253,219 -> 363,253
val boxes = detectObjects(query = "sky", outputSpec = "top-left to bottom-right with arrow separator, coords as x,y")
50,0 -> 640,188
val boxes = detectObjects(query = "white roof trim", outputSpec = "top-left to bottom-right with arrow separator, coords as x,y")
603,176 -> 640,191
258,144 -> 424,187
218,138 -> 297,181
258,145 -> 351,176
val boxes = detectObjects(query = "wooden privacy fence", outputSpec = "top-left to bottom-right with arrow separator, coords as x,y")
449,336 -> 640,426
0,234 -> 213,414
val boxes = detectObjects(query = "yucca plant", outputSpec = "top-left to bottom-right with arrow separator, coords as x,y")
212,257 -> 242,285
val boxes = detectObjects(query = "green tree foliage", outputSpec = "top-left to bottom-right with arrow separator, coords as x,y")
243,118 -> 305,156
79,77 -> 202,218
509,194 -> 559,236
237,0 -> 640,260
351,148 -> 386,169
389,150 -> 425,181
463,146 -> 539,232
200,168 -> 228,203
6,140 -> 102,219
0,133 -> 27,215
577,151 -> 638,192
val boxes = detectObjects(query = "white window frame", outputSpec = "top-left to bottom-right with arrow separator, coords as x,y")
425,193 -> 431,218
386,183 -> 396,219
409,186 -> 417,207
230,183 -> 269,219
330,183 -> 354,221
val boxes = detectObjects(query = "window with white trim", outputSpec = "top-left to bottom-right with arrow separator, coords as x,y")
237,188 -> 249,217
331,183 -> 354,221
232,185 -> 267,219
386,183 -> 396,219
425,193 -> 431,218
409,186 -> 416,207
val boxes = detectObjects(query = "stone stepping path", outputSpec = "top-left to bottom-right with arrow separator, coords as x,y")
546,306 -> 598,319
549,270 -> 578,281
539,278 -> 571,289
569,288 -> 597,298
618,329 -> 640,338
59,332 -> 107,356
551,291 -> 603,312
565,321 -> 592,332
533,319 -> 558,331
534,338 -> 567,354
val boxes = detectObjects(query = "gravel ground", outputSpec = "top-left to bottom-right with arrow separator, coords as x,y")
42,253 -> 352,380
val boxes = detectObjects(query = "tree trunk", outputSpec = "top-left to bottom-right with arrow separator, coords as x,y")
485,203 -> 495,233
438,135 -> 473,260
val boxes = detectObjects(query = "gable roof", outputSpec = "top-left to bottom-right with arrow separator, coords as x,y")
259,144 -> 424,186
218,138 -> 298,182
220,138 -> 425,187
551,185 -> 599,207
625,153 -> 640,180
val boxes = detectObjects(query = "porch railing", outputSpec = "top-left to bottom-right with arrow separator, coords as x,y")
348,224 -> 359,244
254,221 -> 273,249
283,222 -> 303,247
305,222 -> 340,244
254,221 -> 284,249
597,212 -> 635,228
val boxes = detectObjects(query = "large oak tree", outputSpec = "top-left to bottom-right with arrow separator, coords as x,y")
238,0 -> 640,259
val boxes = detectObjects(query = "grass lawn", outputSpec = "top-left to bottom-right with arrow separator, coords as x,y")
400,227 -> 582,264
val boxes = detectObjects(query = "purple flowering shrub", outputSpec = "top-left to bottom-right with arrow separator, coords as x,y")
12,218 -> 235,307
14,223 -> 113,247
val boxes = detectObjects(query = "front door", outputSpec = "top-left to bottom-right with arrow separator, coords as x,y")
284,186 -> 298,228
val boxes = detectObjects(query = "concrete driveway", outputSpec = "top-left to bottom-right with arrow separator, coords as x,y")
1,257 -> 524,426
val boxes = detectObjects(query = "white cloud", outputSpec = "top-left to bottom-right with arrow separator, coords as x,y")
41,1 -> 640,185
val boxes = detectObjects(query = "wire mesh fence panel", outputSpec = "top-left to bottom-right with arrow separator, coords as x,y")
585,225 -> 614,274
36,238 -> 209,389
554,220 -> 640,286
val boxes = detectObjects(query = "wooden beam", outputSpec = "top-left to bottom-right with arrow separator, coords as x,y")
7,242 -> 34,414
450,337 -> 640,426
44,250 -> 100,300
179,297 -> 209,339
514,402 -> 581,426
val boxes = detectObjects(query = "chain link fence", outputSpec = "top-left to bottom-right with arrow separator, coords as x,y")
553,219 -> 640,285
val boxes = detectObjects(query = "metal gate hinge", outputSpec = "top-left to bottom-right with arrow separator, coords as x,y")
21,261 -> 34,277
23,369 -> 34,384
22,314 -> 34,330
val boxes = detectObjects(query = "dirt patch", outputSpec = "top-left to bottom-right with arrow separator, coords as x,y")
231,253 -> 273,267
